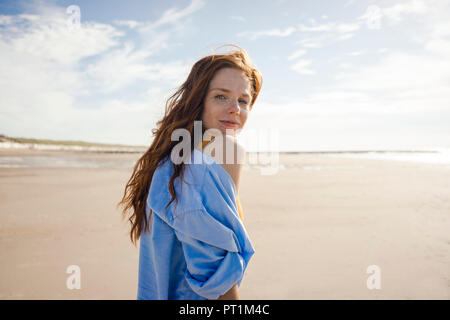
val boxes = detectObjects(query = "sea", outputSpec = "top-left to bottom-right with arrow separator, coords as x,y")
1,142 -> 450,169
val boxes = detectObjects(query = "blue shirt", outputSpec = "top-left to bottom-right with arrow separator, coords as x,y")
137,148 -> 255,300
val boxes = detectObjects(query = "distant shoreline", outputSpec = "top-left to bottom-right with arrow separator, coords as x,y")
0,134 -> 446,155
0,134 -> 147,153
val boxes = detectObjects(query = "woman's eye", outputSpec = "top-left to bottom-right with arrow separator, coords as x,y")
214,95 -> 249,108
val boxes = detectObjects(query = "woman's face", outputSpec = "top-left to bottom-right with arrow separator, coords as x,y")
201,67 -> 252,136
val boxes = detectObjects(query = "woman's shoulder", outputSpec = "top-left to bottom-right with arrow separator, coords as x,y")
219,136 -> 245,191
195,135 -> 246,192
220,162 -> 243,192
199,135 -> 246,165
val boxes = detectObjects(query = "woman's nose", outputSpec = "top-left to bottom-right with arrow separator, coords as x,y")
227,99 -> 240,114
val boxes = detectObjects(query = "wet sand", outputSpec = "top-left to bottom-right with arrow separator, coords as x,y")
0,150 -> 449,299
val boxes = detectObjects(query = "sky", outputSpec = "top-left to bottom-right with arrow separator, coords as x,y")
0,0 -> 449,152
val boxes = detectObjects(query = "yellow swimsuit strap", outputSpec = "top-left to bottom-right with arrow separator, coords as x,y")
201,135 -> 215,149
236,196 -> 244,221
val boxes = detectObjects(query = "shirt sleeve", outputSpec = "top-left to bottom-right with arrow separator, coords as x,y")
174,211 -> 245,299
171,164 -> 255,300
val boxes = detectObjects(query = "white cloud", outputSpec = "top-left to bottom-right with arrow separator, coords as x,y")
382,0 -> 429,23
0,12 -> 122,65
345,0 -> 356,7
249,0 -> 450,150
138,0 -> 205,32
298,23 -> 333,32
357,0 -> 435,29
295,19 -> 361,49
113,20 -> 141,29
297,36 -> 325,48
84,34 -> 190,93
338,62 -> 352,68
0,2 -> 199,145
296,29 -> 354,48
287,49 -> 307,60
298,21 -> 360,33
429,20 -> 450,37
291,59 -> 315,75
425,38 -> 450,56
336,0 -> 450,117
237,27 -> 296,40
230,16 -> 246,22
2,0 -> 450,150
332,51 -> 450,114
0,14 -> 14,25
336,33 -> 355,41
336,22 -> 360,33
347,50 -> 364,56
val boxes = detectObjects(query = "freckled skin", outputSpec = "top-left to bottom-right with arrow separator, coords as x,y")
201,67 -> 252,136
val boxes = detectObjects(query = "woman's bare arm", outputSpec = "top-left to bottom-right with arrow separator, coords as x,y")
217,283 -> 239,300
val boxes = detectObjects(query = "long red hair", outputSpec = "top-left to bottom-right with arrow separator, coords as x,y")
117,44 -> 263,245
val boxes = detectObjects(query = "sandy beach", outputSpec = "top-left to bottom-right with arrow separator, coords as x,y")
0,149 -> 449,299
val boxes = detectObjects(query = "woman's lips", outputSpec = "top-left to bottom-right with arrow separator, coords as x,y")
219,120 -> 239,128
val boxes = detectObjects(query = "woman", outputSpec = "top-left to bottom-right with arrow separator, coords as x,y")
118,44 -> 263,300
